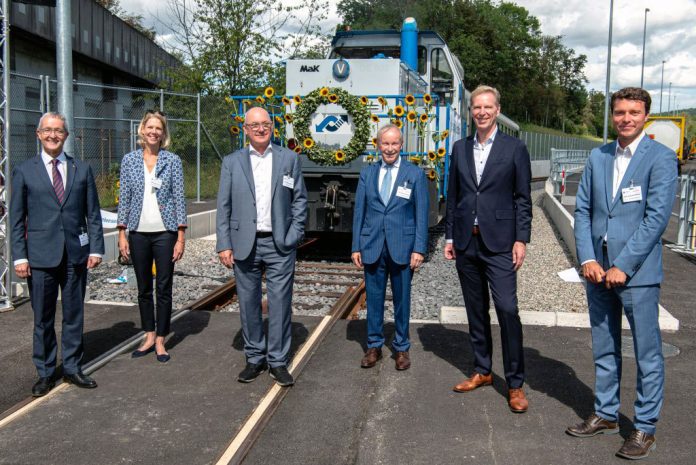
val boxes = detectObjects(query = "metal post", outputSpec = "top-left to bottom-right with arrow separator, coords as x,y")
659,60 -> 665,114
677,175 -> 689,247
667,82 -> 672,113
56,0 -> 74,155
603,0 -> 614,144
44,75 -> 51,112
640,8 -> 649,88
160,89 -> 164,112
1,0 -> 12,309
196,92 -> 201,202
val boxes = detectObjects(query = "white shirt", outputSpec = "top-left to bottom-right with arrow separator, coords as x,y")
612,132 -> 645,200
136,160 -> 166,232
14,151 -> 101,266
250,144 -> 273,232
378,157 -> 401,198
473,127 -> 498,185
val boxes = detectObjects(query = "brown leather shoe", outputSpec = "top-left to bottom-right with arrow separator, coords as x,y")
566,413 -> 619,437
360,348 -> 382,368
395,351 -> 411,370
508,388 -> 528,413
616,430 -> 656,460
452,373 -> 493,392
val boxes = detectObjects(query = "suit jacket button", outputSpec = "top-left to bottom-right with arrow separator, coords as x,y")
476,192 -> 480,195
472,211 -> 475,215
253,220 -> 256,223
609,214 -> 614,219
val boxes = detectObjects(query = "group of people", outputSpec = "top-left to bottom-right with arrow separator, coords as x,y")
11,84 -> 674,461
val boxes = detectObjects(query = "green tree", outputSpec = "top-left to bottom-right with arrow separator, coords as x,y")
96,0 -> 157,40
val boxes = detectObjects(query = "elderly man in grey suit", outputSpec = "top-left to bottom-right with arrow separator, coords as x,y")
10,112 -> 104,397
216,107 -> 307,387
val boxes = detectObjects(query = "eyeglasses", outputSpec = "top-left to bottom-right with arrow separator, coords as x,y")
244,122 -> 273,131
38,128 -> 67,136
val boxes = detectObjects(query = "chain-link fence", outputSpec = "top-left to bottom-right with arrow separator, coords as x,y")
9,72 -> 237,207
521,130 -> 601,161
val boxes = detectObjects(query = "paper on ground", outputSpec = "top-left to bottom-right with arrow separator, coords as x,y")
558,267 -> 584,283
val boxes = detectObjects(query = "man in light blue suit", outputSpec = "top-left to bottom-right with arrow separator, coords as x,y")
568,88 -> 677,460
351,124 -> 429,370
216,107 -> 307,387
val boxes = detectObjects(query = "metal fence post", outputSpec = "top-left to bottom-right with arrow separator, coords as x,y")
160,88 -> 164,112
677,175 -> 689,247
196,92 -> 201,203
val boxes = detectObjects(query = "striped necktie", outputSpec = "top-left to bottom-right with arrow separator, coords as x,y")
52,159 -> 64,203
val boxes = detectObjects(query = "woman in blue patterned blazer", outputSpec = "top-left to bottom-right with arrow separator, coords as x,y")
117,110 -> 187,362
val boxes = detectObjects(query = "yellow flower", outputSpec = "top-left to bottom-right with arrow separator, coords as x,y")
420,113 -> 429,123
255,96 -> 265,104
273,128 -> 280,138
264,87 -> 275,98
320,87 -> 330,97
281,96 -> 291,105
293,146 -> 302,154
406,110 -> 417,123
371,114 -> 380,123
360,96 -> 369,105
366,155 -> 374,162
440,129 -> 450,140
234,115 -> 244,123
328,93 -> 338,103
377,96 -> 387,107
293,95 -> 302,104
372,137 -> 377,146
405,94 -> 415,105
229,125 -> 240,135
243,99 -> 253,106
303,138 -> 315,149
334,150 -> 346,162
423,93 -> 432,104
393,105 -> 405,117
427,169 -> 436,180
275,115 -> 283,124
427,150 -> 437,161
437,147 -> 447,157
284,114 -> 293,123
394,120 -> 403,129
224,96 -> 232,104
409,156 -> 421,164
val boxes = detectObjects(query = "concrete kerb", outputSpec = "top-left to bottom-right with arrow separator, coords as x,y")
437,180 -> 680,332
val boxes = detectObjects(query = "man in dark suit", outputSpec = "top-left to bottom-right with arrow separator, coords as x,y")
444,85 -> 532,412
10,112 -> 105,396
216,107 -> 307,387
567,88 -> 676,460
351,124 -> 429,370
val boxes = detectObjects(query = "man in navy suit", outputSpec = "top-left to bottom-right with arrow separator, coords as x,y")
444,86 -> 532,412
10,112 -> 104,396
351,124 -> 429,370
567,88 -> 676,460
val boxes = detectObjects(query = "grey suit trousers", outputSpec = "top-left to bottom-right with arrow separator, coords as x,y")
233,236 -> 295,367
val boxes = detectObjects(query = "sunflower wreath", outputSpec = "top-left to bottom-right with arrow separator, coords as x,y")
292,87 -> 371,166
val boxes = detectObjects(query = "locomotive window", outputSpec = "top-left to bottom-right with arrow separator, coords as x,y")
330,47 -> 401,59
418,46 -> 427,75
431,48 -> 454,104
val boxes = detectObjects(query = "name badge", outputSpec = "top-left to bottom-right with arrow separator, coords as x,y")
79,232 -> 89,246
283,175 -> 294,189
622,185 -> 642,203
396,186 -> 412,199
151,178 -> 162,189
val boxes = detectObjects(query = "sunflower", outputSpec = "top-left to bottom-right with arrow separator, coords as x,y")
360,96 -> 369,105
405,94 -> 416,106
372,137 -> 377,146
423,93 -> 432,104
427,169 -> 436,180
394,120 -> 404,129
427,150 -> 437,161
273,128 -> 280,138
234,115 -> 244,123
328,93 -> 338,103
264,87 -> 275,98
275,115 -> 283,124
255,96 -> 265,104
281,96 -> 292,105
303,138 -> 315,149
370,114 -> 380,123
334,150 -> 346,162
437,147 -> 447,157
319,87 -> 330,97
293,146 -> 302,154
377,96 -> 387,107
229,125 -> 240,135
293,95 -> 302,104
409,156 -> 421,164
440,129 -> 450,140
224,96 -> 232,104
393,105 -> 405,117
366,155 -> 375,162
284,114 -> 293,123
419,113 -> 429,123
242,99 -> 253,106
406,110 -> 417,123
287,138 -> 298,150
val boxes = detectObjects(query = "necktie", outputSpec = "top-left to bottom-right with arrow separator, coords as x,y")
380,164 -> 393,204
52,159 -> 64,203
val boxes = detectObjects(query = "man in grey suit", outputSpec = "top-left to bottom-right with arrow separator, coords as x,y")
216,107 -> 307,387
568,87 -> 676,460
10,112 -> 104,396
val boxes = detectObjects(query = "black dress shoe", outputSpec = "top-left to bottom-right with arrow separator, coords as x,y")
32,377 -> 55,397
156,353 -> 171,363
237,361 -> 268,383
269,366 -> 294,387
131,345 -> 155,358
63,372 -> 98,389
